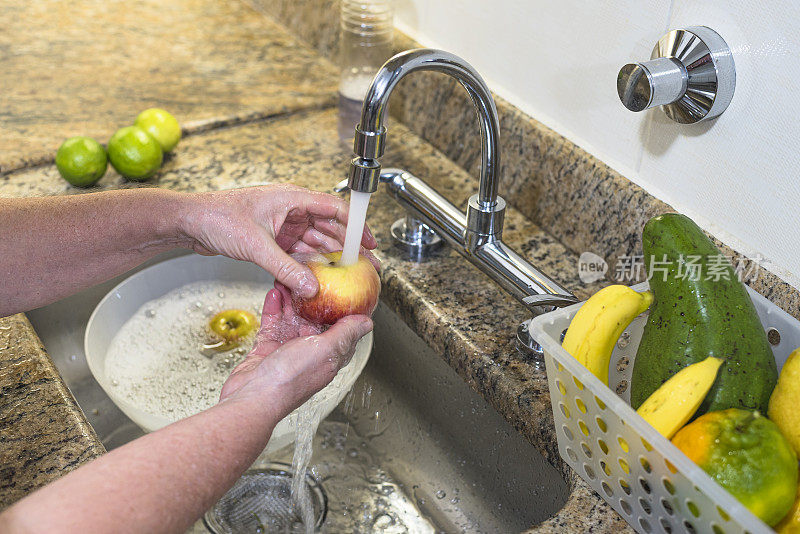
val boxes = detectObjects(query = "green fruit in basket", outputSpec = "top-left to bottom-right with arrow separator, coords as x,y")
672,409 -> 797,526
630,213 -> 777,415
55,136 -> 107,187
134,108 -> 181,152
107,126 -> 163,181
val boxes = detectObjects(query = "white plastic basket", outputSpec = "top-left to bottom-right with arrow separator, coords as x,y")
529,282 -> 798,534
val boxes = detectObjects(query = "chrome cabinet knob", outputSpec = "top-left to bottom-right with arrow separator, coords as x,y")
617,26 -> 735,124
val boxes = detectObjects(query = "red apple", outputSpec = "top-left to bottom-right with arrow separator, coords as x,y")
291,251 -> 380,325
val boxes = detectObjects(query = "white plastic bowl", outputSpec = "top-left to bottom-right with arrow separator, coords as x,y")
85,253 -> 372,454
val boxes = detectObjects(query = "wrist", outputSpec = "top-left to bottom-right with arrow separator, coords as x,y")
169,190 -> 208,250
218,382 -> 289,427
110,188 -> 198,252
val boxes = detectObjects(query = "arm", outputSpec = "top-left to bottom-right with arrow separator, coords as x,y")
0,185 -> 376,317
0,189 -> 188,315
0,289 -> 373,534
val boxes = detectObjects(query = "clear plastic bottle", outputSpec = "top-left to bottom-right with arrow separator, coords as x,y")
338,0 -> 394,142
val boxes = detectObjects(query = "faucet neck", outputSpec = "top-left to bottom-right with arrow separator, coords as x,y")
350,49 -> 501,208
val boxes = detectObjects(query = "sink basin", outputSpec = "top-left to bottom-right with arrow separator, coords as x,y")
27,251 -> 569,532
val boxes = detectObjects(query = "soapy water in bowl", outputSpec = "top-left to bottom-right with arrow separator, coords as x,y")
105,278 -> 369,423
104,280 -> 266,419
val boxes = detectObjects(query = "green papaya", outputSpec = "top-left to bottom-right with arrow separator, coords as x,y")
630,213 -> 777,415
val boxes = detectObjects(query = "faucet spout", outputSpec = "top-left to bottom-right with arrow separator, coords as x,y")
349,49 -> 500,209
342,49 -> 579,316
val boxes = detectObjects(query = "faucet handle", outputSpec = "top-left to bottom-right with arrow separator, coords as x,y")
617,26 -> 735,124
332,170 -> 444,260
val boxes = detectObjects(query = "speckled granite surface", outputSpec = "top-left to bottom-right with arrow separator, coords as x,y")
0,314 -> 104,508
0,0 -> 338,175
0,105 -> 626,531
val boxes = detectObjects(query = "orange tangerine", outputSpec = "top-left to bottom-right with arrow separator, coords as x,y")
672,409 -> 797,526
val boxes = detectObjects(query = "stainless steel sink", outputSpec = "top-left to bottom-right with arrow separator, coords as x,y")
27,252 -> 569,533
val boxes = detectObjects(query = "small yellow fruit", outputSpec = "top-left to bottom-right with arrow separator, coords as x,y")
207,309 -> 258,351
134,108 -> 181,152
769,347 -> 800,457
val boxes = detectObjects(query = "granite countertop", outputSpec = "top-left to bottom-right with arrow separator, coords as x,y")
0,1 -> 628,531
0,0 -> 338,174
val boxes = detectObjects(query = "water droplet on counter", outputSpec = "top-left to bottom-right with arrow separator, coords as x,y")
435,490 -> 446,499
145,309 -> 156,318
69,354 -> 77,361
218,292 -> 225,298
111,379 -> 119,386
450,497 -> 460,504
194,301 -> 202,309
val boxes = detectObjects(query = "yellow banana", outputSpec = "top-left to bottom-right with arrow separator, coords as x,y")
637,356 -> 723,439
562,285 -> 653,385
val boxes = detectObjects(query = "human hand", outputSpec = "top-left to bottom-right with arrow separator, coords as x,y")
178,184 -> 378,299
219,284 -> 373,417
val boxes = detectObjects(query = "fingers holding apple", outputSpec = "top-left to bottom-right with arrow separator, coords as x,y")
290,251 -> 381,325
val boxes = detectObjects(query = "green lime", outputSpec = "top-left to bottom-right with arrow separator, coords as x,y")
107,126 -> 163,181
55,136 -> 107,187
134,108 -> 181,152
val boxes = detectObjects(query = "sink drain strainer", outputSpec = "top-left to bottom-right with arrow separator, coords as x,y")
203,463 -> 327,533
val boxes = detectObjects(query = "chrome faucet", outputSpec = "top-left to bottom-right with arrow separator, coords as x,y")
339,49 -> 578,350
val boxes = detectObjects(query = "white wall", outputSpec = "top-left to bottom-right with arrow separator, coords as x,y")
395,0 -> 800,288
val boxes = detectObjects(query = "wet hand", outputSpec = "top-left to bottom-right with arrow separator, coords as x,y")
219,284 -> 373,417
178,184 -> 378,299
